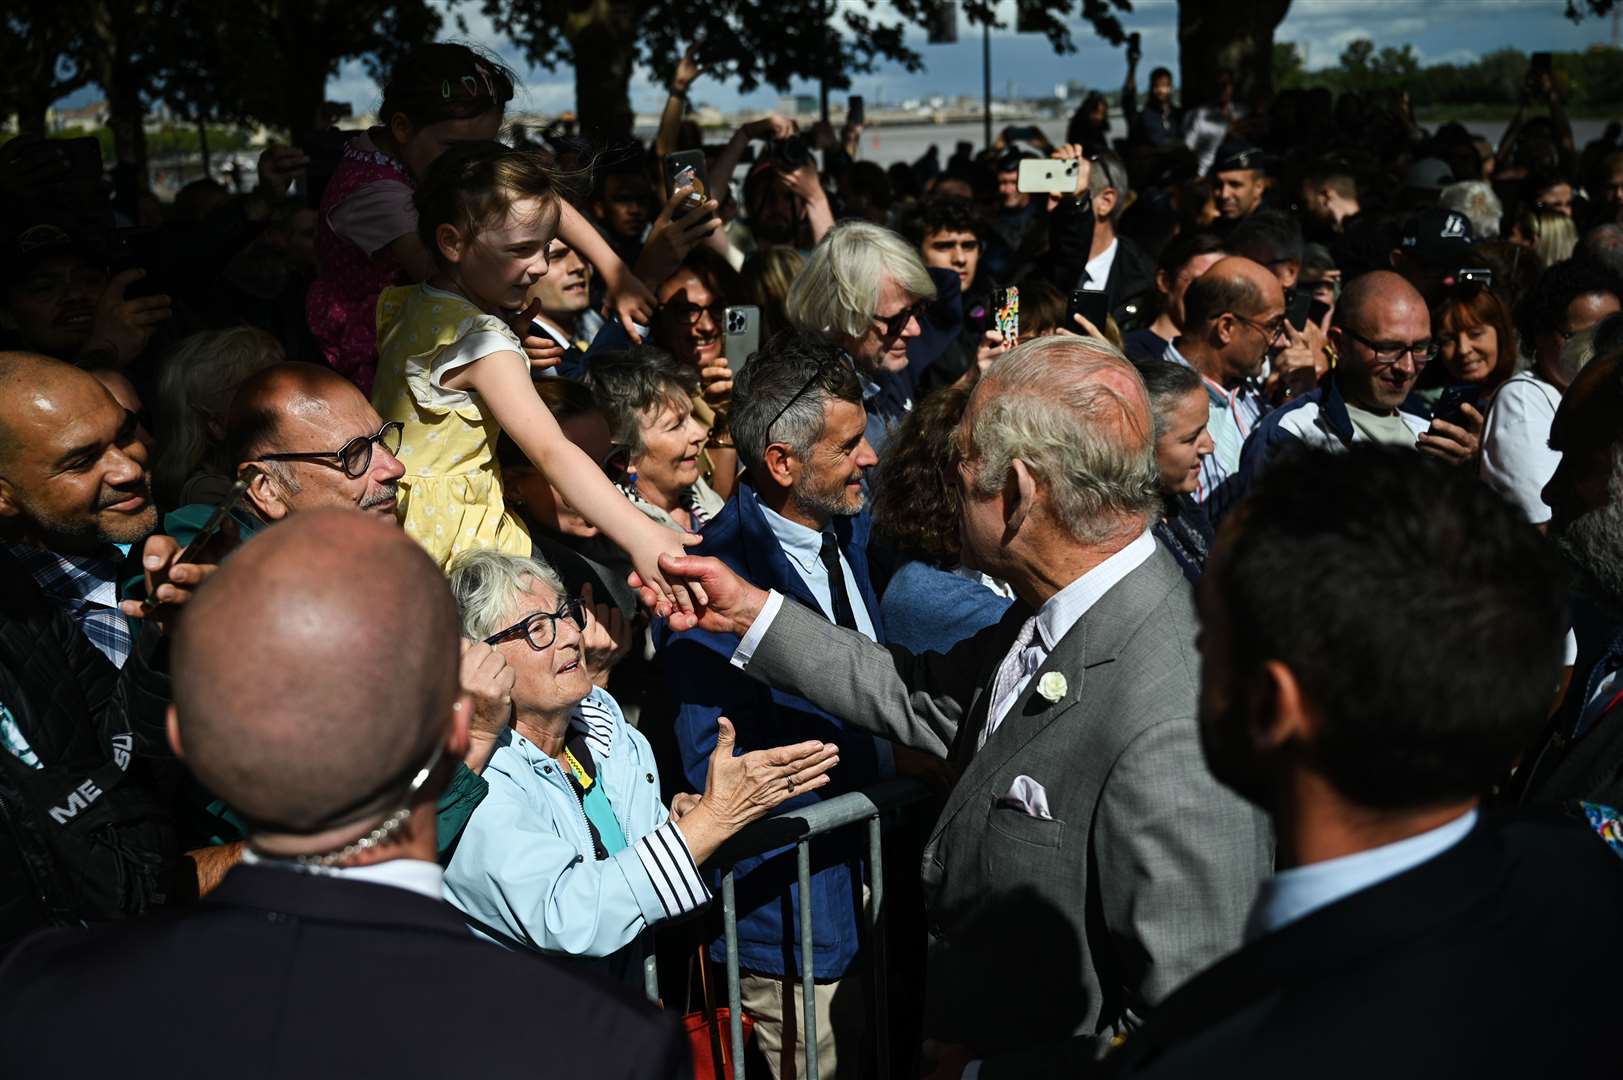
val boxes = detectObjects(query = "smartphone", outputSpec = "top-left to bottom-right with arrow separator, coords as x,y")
1432,384 -> 1486,428
1285,290 -> 1311,332
662,149 -> 708,210
993,287 -> 1019,345
848,95 -> 865,127
134,471 -> 254,612
1307,298 -> 1332,326
106,226 -> 164,299
1530,52 -> 1553,79
1017,158 -> 1079,195
723,305 -> 760,373
1457,267 -> 1494,288
1067,289 -> 1110,335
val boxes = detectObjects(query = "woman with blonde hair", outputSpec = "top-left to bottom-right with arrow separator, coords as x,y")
152,326 -> 284,507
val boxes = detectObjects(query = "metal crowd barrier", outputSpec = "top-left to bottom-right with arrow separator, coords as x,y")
645,777 -> 933,1080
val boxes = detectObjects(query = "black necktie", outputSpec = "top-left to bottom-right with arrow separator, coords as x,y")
817,532 -> 860,631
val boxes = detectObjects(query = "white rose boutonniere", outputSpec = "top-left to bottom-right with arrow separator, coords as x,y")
1036,672 -> 1068,703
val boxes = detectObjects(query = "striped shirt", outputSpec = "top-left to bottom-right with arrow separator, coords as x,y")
1164,341 -> 1269,505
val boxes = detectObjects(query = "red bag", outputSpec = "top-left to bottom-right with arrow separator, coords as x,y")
684,948 -> 754,1080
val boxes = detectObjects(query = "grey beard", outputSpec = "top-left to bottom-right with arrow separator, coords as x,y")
1556,462 -> 1623,614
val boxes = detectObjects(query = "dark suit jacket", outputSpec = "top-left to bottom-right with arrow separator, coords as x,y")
1102,812 -> 1623,1079
743,546 -> 1271,1075
1101,235 -> 1156,329
0,864 -> 688,1079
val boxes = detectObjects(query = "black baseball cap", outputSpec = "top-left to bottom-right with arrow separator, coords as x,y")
1,223 -> 102,290
1399,208 -> 1475,270
1212,140 -> 1268,175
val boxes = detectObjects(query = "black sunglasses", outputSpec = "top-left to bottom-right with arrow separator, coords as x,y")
876,299 -> 928,350
259,421 -> 403,479
483,597 -> 588,651
765,351 -> 857,445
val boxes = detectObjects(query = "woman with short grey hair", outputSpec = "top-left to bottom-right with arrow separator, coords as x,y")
441,548 -> 839,985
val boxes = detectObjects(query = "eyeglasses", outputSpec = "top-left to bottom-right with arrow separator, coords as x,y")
667,301 -> 724,327
875,299 -> 928,350
1229,312 -> 1288,342
259,421 -> 403,479
765,350 -> 857,445
483,596 -> 588,650
1338,327 -> 1437,367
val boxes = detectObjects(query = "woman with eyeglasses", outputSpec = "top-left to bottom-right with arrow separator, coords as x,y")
442,549 -> 838,984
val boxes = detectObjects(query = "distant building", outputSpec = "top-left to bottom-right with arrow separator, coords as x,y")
47,100 -> 109,132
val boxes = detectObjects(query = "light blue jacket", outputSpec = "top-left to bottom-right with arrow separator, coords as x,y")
443,687 -> 709,982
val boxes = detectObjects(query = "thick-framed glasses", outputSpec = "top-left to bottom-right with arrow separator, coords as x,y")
1229,312 -> 1288,342
667,301 -> 724,327
1339,327 -> 1438,367
875,299 -> 928,350
483,597 -> 588,650
765,350 -> 857,444
259,421 -> 403,479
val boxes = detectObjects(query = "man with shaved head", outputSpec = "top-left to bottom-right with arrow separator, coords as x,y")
1237,270 -> 1482,489
0,351 -> 226,940
0,510 -> 687,1077
1164,255 -> 1287,507
655,336 -> 1271,1078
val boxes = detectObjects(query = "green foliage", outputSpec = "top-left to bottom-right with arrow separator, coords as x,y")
1278,41 -> 1623,110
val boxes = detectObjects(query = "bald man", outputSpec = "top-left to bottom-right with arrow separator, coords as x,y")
658,336 -> 1271,1078
1236,271 -> 1482,491
1165,256 -> 1287,507
0,510 -> 687,1078
164,362 -> 406,550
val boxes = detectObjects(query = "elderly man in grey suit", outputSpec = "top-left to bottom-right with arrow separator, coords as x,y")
654,335 -> 1272,1079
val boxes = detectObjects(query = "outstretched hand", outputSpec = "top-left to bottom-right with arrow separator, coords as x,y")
628,552 -> 770,635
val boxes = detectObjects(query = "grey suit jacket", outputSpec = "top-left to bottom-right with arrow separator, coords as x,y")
746,546 -> 1272,1073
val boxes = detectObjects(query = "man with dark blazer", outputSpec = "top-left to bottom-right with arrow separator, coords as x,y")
1102,447 -> 1623,1079
655,336 -> 1271,1078
658,333 -> 895,1078
0,511 -> 686,1079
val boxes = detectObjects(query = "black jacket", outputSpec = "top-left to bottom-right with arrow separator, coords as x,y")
0,550 -> 177,948
1102,812 -> 1623,1079
0,864 -> 689,1079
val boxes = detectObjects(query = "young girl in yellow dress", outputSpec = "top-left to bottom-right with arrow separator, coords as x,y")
372,141 -> 698,614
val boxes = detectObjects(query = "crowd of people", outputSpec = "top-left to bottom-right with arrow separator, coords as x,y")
1,34 -> 1622,1079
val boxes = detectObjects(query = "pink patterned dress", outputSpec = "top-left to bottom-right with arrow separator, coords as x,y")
307,136 -> 414,394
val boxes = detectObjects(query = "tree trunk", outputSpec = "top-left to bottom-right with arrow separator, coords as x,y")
16,104 -> 49,138
566,0 -> 639,144
1178,0 -> 1293,108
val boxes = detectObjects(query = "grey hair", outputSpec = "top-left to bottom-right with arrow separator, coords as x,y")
963,336 -> 1160,543
785,220 -> 937,340
1580,224 -> 1623,278
730,331 -> 863,476
584,346 -> 698,458
1088,150 -> 1131,225
1133,359 -> 1205,440
446,548 -> 566,641
1438,181 -> 1503,241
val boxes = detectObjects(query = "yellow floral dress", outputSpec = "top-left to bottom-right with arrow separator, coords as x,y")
372,283 -> 531,569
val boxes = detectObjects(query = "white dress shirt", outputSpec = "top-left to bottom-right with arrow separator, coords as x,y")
240,847 -> 447,902
1081,237 -> 1118,292
756,504 -> 877,642
1244,809 -> 1479,943
981,530 -> 1155,741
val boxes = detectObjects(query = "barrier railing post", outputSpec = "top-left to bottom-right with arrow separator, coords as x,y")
643,947 -> 659,1006
723,869 -> 745,1080
797,838 -> 819,1080
867,813 -> 890,1075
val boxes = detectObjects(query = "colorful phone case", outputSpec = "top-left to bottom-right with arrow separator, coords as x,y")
994,287 -> 1019,345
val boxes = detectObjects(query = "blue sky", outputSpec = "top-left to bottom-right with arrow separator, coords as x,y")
57,0 -> 1623,117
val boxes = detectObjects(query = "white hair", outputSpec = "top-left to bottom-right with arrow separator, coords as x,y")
786,220 -> 937,339
446,549 -> 566,641
962,335 -> 1160,544
1438,180 -> 1503,241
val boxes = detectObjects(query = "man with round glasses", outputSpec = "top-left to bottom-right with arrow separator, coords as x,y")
1237,271 -> 1482,492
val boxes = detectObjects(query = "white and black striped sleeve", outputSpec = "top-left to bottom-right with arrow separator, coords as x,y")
632,820 -> 711,919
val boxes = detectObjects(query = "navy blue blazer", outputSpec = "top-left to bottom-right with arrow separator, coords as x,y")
657,483 -> 892,979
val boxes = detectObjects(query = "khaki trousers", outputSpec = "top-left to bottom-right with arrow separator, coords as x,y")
738,969 -> 869,1080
